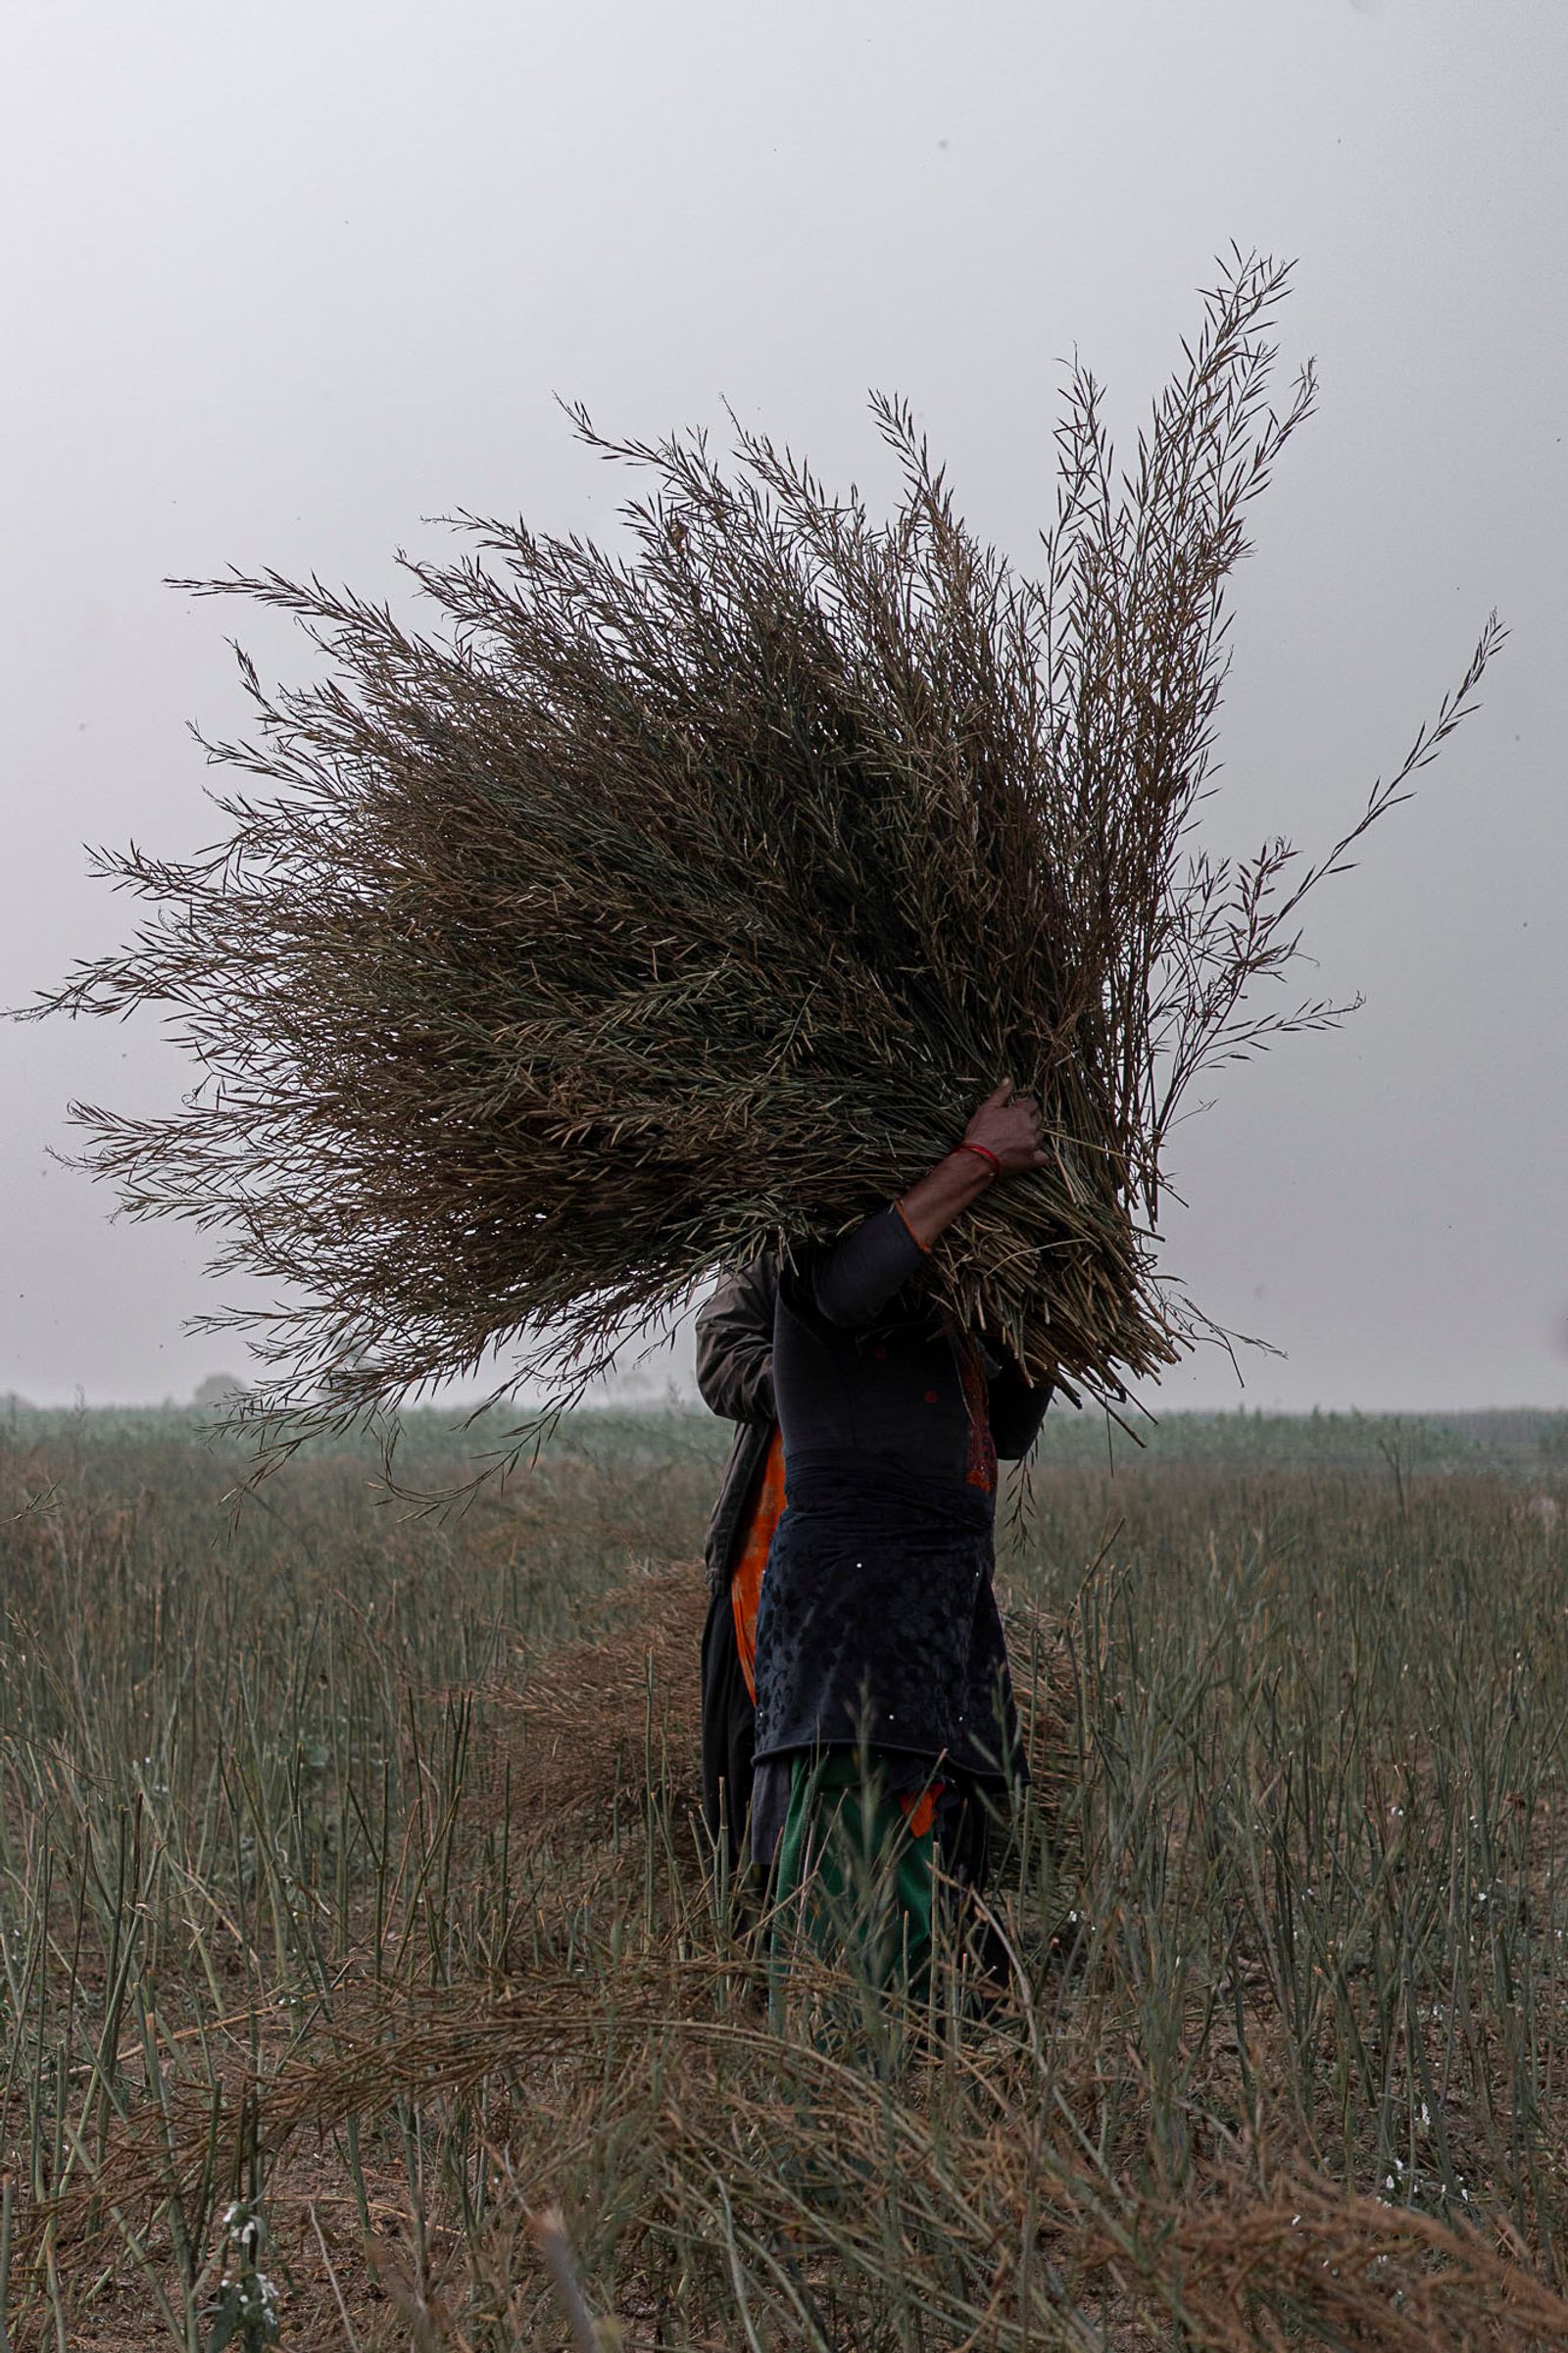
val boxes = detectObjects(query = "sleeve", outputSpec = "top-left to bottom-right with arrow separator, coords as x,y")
694,1253 -> 778,1423
807,1203 -> 927,1329
987,1357 -> 1053,1460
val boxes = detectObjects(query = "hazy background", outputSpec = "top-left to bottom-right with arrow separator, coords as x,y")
3,0 -> 1563,1414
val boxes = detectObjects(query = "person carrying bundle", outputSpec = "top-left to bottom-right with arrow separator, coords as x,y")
749,1082 -> 1053,2002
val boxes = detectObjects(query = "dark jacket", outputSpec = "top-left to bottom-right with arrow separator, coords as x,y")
695,1253 -> 779,1594
752,1208 -> 1050,1778
774,1205 -> 1051,1480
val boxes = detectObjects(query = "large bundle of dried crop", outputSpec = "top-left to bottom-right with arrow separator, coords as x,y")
40,255 -> 1498,1457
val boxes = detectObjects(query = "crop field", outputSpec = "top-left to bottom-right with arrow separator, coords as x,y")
1,1405 -> 1567,2349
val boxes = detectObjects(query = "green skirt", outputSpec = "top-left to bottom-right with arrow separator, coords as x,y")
770,1748 -> 938,2000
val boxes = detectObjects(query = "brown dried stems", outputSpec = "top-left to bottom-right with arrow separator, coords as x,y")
34,252 -> 1501,1464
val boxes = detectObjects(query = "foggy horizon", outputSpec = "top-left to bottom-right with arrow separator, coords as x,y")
4,0 -> 1565,1417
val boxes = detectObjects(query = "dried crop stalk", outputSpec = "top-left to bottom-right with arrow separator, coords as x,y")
34,252 -> 1501,1469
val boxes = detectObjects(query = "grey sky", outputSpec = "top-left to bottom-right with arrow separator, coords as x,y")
3,0 -> 1564,1412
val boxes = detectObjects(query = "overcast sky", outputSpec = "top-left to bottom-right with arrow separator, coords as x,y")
2,0 -> 1564,1413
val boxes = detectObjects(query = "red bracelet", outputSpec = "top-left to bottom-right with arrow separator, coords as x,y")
956,1142 -> 1002,1183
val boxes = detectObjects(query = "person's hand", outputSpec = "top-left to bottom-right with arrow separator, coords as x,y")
961,1080 -> 1051,1180
895,1080 -> 1049,1248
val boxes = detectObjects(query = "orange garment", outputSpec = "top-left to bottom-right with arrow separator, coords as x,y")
954,1329 -> 999,1494
730,1427 -> 787,1703
895,1782 -> 944,1839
